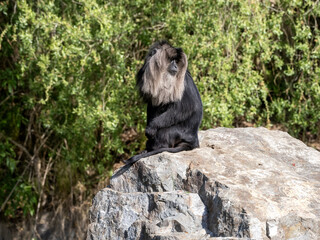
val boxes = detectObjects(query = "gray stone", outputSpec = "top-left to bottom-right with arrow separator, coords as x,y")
87,127 -> 320,239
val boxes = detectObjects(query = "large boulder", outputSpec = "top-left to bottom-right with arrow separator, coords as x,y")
87,128 -> 320,240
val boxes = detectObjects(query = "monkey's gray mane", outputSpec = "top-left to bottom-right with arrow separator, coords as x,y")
141,44 -> 187,106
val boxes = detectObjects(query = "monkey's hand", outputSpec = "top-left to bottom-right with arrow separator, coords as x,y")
145,125 -> 157,139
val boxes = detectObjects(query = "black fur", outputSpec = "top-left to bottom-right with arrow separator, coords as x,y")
125,41 -> 203,165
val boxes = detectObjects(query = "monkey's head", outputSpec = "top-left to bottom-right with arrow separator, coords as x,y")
137,41 -> 188,106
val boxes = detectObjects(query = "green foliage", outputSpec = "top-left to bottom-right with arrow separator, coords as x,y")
0,0 -> 319,220
0,140 -> 37,217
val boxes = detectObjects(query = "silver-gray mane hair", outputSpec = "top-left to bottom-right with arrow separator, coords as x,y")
141,44 -> 188,106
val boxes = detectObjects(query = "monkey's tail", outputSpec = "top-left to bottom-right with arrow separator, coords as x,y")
124,142 -> 193,165
111,143 -> 194,179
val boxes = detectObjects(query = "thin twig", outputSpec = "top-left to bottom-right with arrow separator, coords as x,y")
0,133 -> 34,213
33,129 -> 53,157
10,0 -> 17,24
20,109 -> 35,161
304,0 -> 319,16
0,95 -> 12,106
34,156 -> 54,227
7,137 -> 33,161
0,162 -> 31,213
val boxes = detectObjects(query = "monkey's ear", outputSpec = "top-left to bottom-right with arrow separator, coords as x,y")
151,49 -> 157,55
175,48 -> 184,60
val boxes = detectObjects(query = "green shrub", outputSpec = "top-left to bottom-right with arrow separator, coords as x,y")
0,0 -> 319,220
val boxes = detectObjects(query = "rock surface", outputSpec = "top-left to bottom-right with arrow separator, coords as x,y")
87,127 -> 320,240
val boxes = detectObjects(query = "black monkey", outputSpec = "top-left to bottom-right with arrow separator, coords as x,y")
124,41 -> 203,165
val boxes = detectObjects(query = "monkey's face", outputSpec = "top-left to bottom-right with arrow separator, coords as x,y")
141,42 -> 188,106
149,44 -> 187,76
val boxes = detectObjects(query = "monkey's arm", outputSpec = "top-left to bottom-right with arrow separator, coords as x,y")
146,103 -> 195,136
146,72 -> 202,138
